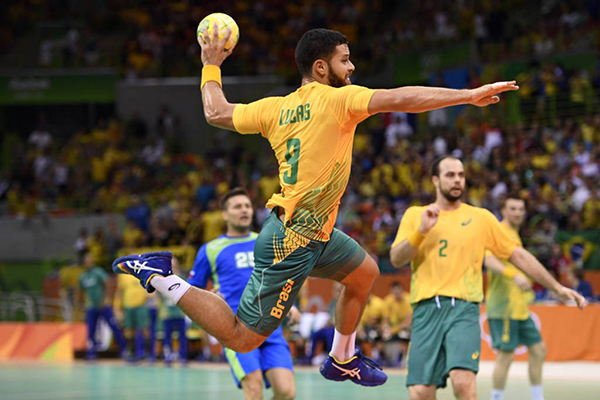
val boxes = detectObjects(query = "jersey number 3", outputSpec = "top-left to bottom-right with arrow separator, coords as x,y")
235,251 -> 255,269
283,138 -> 301,184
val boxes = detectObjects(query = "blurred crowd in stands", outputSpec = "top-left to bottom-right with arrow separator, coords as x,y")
3,1 -> 600,81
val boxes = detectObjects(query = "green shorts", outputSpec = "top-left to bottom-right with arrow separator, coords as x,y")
124,306 -> 149,330
407,296 -> 481,388
488,317 -> 542,351
237,209 -> 366,336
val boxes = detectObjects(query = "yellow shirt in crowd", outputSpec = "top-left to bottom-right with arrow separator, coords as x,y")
201,210 -> 226,243
117,274 -> 148,308
360,295 -> 385,328
382,293 -> 412,332
393,203 -> 518,304
233,82 -> 378,242
486,223 -> 534,320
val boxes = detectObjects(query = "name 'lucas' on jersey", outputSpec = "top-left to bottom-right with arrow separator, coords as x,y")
279,103 -> 310,126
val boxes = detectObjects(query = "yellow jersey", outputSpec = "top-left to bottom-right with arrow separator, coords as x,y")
382,294 -> 412,332
233,82 -> 377,242
117,274 -> 148,308
200,210 -> 225,243
485,223 -> 533,320
393,203 -> 518,304
359,295 -> 385,328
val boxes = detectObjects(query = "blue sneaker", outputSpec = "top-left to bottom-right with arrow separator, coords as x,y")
112,251 -> 173,292
320,348 -> 387,386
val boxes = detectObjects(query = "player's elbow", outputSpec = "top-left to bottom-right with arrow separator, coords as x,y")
204,108 -> 224,126
389,246 -> 406,268
204,105 -> 236,130
509,246 -> 526,264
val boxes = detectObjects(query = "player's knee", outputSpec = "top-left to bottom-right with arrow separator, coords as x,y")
241,373 -> 264,399
353,255 -> 379,285
530,342 -> 546,361
452,380 -> 472,398
231,336 -> 265,354
450,371 -> 475,398
273,383 -> 295,400
228,321 -> 267,353
408,385 -> 436,400
365,255 -> 380,281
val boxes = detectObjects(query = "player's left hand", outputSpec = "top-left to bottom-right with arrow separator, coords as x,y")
470,81 -> 519,107
198,23 -> 235,67
555,286 -> 587,309
287,306 -> 301,325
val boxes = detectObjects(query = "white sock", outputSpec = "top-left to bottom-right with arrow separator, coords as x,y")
491,389 -> 504,400
330,329 -> 356,362
150,275 -> 191,304
531,385 -> 544,400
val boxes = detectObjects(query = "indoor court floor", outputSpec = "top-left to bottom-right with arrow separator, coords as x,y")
1,361 -> 599,400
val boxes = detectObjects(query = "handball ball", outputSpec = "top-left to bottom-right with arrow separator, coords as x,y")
197,13 -> 239,51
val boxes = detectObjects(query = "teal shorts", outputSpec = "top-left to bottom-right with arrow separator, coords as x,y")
237,209 -> 366,336
407,297 -> 481,388
124,307 -> 149,330
488,317 -> 542,351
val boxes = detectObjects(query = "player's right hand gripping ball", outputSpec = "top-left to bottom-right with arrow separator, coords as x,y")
197,13 -> 239,51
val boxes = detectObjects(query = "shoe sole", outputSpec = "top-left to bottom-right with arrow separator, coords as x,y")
320,369 -> 387,387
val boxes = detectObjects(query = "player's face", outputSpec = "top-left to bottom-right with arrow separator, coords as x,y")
502,198 -> 526,227
327,44 -> 354,88
223,195 -> 253,232
434,158 -> 465,202
391,285 -> 403,300
83,253 -> 93,268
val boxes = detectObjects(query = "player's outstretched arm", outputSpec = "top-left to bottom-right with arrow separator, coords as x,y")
367,81 -> 519,114
198,24 -> 236,131
484,254 -> 532,291
509,247 -> 586,309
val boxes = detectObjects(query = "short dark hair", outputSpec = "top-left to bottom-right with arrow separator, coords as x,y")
220,187 -> 250,210
295,29 -> 349,77
390,282 -> 403,290
431,155 -> 460,177
502,193 -> 526,209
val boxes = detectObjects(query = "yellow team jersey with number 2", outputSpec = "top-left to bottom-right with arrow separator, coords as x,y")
233,82 -> 377,241
393,203 -> 518,304
485,223 -> 534,320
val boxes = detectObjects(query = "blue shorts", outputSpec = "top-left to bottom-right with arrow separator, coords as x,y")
224,326 -> 293,388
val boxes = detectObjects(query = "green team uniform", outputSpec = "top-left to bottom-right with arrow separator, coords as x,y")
238,210 -> 365,335
486,223 -> 542,351
393,204 -> 519,388
79,266 -> 108,309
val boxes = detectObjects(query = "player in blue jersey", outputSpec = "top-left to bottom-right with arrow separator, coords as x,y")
188,188 -> 297,400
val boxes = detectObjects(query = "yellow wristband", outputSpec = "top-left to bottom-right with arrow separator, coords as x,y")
407,229 -> 426,248
502,268 -> 517,278
201,65 -> 222,90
